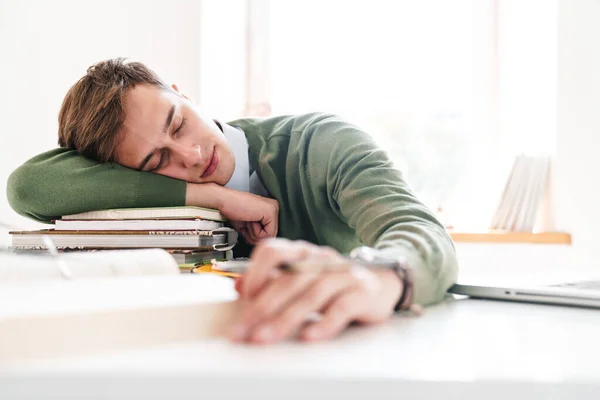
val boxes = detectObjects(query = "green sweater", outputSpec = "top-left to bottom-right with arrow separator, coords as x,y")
7,113 -> 458,306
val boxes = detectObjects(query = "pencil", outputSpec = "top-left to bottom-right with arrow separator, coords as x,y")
211,257 -> 398,274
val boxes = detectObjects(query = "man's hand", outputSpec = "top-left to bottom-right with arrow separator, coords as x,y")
230,239 -> 403,344
186,183 -> 279,244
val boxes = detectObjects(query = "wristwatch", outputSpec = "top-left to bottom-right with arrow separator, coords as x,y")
349,246 -> 417,313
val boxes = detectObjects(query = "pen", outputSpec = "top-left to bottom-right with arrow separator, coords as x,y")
211,257 -> 399,274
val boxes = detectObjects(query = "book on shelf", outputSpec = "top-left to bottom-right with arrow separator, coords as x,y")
489,154 -> 552,232
61,206 -> 226,222
9,227 -> 238,251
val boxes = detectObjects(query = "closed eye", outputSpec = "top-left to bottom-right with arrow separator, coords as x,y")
149,149 -> 170,172
173,116 -> 187,137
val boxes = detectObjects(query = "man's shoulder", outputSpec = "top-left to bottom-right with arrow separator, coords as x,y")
228,112 -> 339,132
228,112 -> 358,142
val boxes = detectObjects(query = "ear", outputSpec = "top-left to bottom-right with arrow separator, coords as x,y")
171,84 -> 191,101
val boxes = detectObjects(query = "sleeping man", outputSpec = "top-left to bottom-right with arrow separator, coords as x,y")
8,58 -> 458,344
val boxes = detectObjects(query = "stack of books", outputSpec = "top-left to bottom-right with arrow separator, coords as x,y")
9,206 -> 237,272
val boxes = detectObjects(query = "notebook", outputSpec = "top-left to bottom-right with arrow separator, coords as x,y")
61,206 -> 226,222
54,218 -> 224,231
0,249 -> 239,362
10,228 -> 238,251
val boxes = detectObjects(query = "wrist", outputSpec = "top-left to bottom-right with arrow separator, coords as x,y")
374,269 -> 404,312
185,182 -> 227,211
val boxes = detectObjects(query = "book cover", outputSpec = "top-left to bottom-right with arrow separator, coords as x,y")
54,218 -> 224,231
61,206 -> 226,222
9,228 -> 238,251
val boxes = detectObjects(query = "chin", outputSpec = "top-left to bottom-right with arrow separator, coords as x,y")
192,170 -> 231,186
213,170 -> 233,186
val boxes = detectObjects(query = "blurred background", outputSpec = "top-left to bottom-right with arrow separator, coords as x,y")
0,0 -> 598,276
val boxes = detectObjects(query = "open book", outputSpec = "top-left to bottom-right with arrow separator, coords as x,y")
0,249 -> 239,363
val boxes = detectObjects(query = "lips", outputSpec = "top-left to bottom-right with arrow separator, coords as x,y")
201,148 -> 219,178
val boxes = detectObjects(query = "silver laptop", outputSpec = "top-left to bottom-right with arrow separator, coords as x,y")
449,280 -> 600,309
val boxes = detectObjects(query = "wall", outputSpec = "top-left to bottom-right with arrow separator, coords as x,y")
0,0 -> 201,236
554,0 -> 600,268
0,0 -> 599,277
458,0 -> 600,279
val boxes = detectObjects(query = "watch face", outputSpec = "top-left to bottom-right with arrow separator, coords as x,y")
349,246 -> 405,268
349,246 -> 378,261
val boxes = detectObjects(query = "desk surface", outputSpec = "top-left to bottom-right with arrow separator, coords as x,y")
3,297 -> 600,399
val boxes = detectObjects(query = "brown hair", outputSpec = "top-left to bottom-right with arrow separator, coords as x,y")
58,58 -> 168,162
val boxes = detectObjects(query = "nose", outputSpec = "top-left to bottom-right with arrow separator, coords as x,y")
173,143 -> 203,169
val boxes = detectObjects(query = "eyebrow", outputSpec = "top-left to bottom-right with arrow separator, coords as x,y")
138,105 -> 176,170
163,105 -> 176,134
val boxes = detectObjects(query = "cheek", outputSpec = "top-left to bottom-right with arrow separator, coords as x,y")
114,147 -> 141,170
218,147 -> 237,182
154,165 -> 189,182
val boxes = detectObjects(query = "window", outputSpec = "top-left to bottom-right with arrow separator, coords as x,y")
200,0 -> 557,231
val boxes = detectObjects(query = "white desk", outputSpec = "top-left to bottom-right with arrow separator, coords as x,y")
2,298 -> 599,399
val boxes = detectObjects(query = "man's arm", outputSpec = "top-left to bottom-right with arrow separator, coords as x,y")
7,148 -> 186,223
8,148 -> 280,242
309,114 -> 458,307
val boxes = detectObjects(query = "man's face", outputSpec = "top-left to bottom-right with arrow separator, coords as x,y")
115,84 -> 235,185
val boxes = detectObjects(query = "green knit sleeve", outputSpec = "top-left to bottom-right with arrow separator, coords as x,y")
7,148 -> 186,223
306,114 -> 459,306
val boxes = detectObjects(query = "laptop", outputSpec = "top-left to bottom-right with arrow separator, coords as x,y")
448,279 -> 600,309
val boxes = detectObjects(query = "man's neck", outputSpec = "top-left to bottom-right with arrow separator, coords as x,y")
220,121 -> 250,193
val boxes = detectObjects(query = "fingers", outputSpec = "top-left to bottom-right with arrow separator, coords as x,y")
230,221 -> 258,245
234,276 -> 244,293
229,221 -> 251,244
246,272 -> 359,344
242,222 -> 258,245
263,198 -> 279,238
230,271 -> 320,342
251,221 -> 262,239
242,239 -> 316,299
239,225 -> 254,245
230,239 -> 401,345
261,214 -> 278,238
230,221 -> 275,246
299,289 -> 372,342
297,270 -> 400,342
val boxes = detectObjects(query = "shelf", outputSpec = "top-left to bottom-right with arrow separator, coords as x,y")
448,231 -> 572,245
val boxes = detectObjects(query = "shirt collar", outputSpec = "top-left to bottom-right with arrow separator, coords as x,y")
219,121 -> 250,193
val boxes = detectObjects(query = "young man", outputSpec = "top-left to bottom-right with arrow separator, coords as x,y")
7,59 -> 458,344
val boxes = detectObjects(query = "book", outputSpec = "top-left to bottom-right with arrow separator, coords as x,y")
524,156 -> 551,231
9,228 -> 238,251
0,249 -> 240,362
489,154 -> 552,232
170,249 -> 233,266
61,206 -> 226,222
9,248 -> 234,268
0,277 -> 238,362
490,155 -> 526,230
54,218 -> 224,231
0,248 -> 180,282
